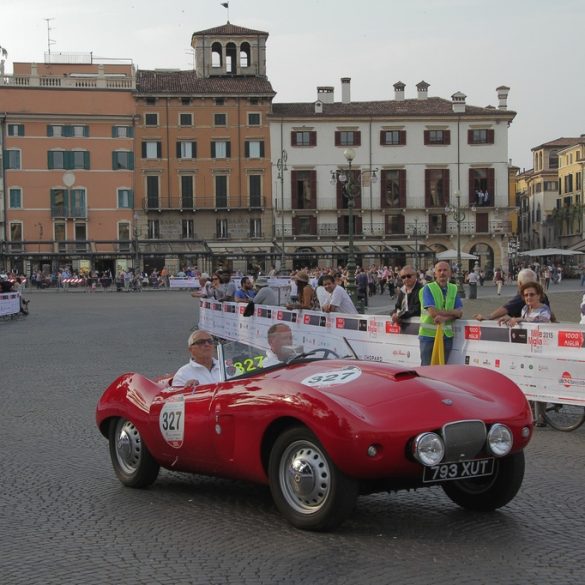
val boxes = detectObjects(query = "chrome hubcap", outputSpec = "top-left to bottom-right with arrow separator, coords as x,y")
115,420 -> 142,474
280,440 -> 331,514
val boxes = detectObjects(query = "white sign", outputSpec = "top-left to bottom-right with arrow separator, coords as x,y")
159,396 -> 185,448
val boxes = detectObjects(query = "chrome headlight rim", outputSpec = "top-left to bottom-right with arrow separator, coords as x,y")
413,432 -> 445,467
487,423 -> 513,457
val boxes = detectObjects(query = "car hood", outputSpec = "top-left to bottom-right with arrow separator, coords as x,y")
263,360 -> 528,428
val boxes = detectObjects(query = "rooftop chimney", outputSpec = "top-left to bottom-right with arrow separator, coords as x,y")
496,86 -> 510,110
317,86 -> 335,104
393,81 -> 405,101
341,77 -> 351,104
416,80 -> 430,100
451,91 -> 467,113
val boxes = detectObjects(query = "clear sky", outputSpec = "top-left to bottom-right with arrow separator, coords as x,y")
1,0 -> 583,170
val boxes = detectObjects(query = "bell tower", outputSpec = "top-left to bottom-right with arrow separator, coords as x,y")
191,23 -> 269,79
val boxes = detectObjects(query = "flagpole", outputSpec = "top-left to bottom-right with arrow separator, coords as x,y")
221,2 -> 230,22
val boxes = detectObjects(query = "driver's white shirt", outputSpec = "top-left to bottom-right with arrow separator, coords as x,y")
172,358 -> 220,387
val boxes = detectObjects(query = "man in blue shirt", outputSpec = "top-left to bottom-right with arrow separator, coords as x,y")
234,276 -> 256,302
418,261 -> 463,365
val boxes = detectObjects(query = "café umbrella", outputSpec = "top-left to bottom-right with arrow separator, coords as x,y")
436,250 -> 479,261
518,248 -> 584,257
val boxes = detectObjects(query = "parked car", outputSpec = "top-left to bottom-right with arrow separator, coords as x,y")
96,341 -> 533,531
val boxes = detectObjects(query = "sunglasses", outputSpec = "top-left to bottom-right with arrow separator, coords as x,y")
191,338 -> 215,346
401,274 -> 415,278
523,292 -> 538,297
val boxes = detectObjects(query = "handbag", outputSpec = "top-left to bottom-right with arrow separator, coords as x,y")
430,324 -> 445,365
243,300 -> 255,317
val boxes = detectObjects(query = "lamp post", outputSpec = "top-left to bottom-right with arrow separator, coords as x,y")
413,218 -> 419,271
276,149 -> 288,269
331,148 -> 362,311
445,191 -> 466,298
133,212 -> 140,272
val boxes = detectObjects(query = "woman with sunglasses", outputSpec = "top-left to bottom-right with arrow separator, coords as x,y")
505,281 -> 551,327
171,330 -> 220,387
391,265 -> 422,324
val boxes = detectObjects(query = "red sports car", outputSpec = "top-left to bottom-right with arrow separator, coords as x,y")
96,342 -> 533,531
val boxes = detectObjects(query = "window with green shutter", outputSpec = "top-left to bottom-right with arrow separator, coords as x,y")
117,189 -> 134,208
9,188 -> 22,208
113,151 -> 134,170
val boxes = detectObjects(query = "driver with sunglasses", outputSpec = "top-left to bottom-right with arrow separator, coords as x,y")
172,330 -> 221,387
391,265 -> 423,324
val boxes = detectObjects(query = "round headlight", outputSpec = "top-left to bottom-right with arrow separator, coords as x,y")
413,432 -> 445,466
487,423 -> 513,457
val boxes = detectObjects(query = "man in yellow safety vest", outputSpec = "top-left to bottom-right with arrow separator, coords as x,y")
418,261 -> 463,365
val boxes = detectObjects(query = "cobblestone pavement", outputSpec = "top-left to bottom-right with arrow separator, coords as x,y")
2,287 -> 585,585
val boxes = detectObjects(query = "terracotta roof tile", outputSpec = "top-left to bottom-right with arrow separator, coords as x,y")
270,97 -> 515,118
191,23 -> 269,36
531,137 -> 585,150
136,70 -> 275,96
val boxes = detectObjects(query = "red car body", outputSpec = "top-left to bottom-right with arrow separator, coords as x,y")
97,358 -> 533,531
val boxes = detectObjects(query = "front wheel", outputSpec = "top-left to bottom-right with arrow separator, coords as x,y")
108,418 -> 160,488
541,403 -> 585,432
268,427 -> 358,531
442,451 -> 525,511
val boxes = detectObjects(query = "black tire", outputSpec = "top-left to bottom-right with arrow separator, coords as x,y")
268,427 -> 358,531
542,403 -> 585,432
441,451 -> 525,511
108,418 -> 160,488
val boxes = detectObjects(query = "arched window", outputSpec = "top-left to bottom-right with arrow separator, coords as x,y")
240,42 -> 251,68
549,150 -> 559,169
211,42 -> 223,68
226,42 -> 237,74
469,243 -> 494,272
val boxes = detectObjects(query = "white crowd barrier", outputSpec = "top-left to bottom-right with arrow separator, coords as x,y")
169,277 -> 200,289
0,292 -> 21,317
199,300 -> 585,407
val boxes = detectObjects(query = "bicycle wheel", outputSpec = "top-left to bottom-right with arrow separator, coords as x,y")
542,403 -> 585,432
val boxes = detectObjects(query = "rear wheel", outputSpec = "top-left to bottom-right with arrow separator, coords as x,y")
442,452 -> 525,511
541,403 -> 585,432
108,418 -> 160,488
268,427 -> 358,531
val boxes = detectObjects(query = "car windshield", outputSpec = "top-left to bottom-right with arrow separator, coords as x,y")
216,338 -> 357,381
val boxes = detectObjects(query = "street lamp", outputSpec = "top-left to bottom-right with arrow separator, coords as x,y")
330,147 -> 366,311
445,190 -> 467,298
412,218 -> 419,271
276,149 -> 288,269
133,212 -> 140,272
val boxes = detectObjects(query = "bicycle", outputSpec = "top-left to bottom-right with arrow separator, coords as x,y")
533,400 -> 585,432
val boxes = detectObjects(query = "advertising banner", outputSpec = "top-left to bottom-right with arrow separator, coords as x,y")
199,300 -> 585,407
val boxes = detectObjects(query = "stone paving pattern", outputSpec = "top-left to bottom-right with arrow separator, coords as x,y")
1,280 -> 585,584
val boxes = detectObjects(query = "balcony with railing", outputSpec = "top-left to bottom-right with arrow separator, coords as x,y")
1,59 -> 135,90
143,196 -> 267,212
274,219 -> 511,240
50,205 -> 88,219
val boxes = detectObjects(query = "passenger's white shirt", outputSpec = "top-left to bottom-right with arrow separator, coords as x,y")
326,285 -> 358,314
263,349 -> 281,367
172,358 -> 220,387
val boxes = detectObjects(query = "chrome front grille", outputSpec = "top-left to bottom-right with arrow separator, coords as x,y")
441,420 -> 487,462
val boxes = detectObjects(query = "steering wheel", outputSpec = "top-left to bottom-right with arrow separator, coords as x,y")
287,348 -> 340,363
